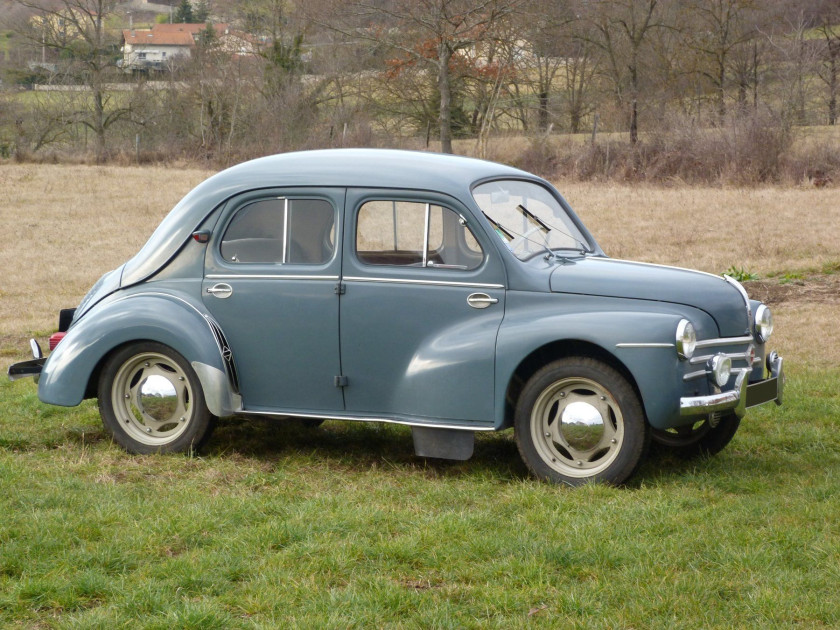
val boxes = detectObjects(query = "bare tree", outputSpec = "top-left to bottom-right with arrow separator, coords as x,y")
815,12 -> 840,124
683,0 -> 762,120
583,0 -> 668,143
14,0 -> 136,160
325,0 -> 516,153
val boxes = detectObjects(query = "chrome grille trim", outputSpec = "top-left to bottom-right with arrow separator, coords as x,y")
695,336 -> 753,349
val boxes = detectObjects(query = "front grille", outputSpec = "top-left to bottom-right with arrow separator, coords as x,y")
683,336 -> 759,383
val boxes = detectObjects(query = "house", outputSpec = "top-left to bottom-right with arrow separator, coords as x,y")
120,23 -> 258,71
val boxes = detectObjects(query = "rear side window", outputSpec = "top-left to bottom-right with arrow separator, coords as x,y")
356,200 -> 483,270
220,198 -> 335,264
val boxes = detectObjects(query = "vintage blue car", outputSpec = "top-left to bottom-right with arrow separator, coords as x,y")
9,149 -> 783,485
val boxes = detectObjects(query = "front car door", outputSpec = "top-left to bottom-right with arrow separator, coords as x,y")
202,188 -> 345,412
339,189 -> 506,427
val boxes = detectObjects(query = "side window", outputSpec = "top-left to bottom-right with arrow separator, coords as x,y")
356,200 -> 483,270
220,198 -> 335,264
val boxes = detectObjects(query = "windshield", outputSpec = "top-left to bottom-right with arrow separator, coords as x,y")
472,179 -> 590,261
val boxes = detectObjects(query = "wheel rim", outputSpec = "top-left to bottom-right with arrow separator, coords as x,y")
110,351 -> 194,446
530,377 -> 624,478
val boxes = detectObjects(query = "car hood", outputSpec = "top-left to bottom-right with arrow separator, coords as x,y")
549,257 -> 750,337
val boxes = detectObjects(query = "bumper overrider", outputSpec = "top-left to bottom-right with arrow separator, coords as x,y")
680,351 -> 784,419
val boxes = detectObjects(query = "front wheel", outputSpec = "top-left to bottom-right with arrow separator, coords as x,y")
651,414 -> 740,458
514,358 -> 649,486
98,342 -> 215,454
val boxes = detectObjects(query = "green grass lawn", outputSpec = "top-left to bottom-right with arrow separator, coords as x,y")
1,364 -> 838,628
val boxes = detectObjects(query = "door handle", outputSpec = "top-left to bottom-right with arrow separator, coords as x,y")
206,283 -> 233,299
467,292 -> 498,309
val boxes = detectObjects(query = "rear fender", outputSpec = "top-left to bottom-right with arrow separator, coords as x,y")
38,292 -> 241,417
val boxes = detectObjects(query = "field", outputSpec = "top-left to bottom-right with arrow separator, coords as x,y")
1,164 -> 839,627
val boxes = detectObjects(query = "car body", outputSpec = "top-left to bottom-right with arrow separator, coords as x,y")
8,149 -> 784,485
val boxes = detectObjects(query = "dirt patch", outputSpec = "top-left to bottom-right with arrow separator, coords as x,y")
743,274 -> 840,307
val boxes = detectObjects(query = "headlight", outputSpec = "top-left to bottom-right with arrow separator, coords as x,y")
754,304 -> 773,342
709,354 -> 732,388
676,319 -> 696,360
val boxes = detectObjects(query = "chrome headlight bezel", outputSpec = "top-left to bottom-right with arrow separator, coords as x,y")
709,354 -> 732,388
754,304 -> 774,343
676,319 -> 696,360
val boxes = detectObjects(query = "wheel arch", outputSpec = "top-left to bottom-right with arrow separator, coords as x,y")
38,293 -> 240,417
501,339 -> 644,430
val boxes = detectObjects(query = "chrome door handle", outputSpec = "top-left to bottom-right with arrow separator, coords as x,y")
467,293 -> 498,309
206,283 -> 233,299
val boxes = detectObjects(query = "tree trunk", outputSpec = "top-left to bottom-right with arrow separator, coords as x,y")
538,90 -> 549,131
829,40 -> 838,126
438,42 -> 453,154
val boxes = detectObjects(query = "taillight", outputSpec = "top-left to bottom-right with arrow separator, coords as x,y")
49,332 -> 66,350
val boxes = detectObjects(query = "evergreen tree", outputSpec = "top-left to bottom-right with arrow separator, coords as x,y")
174,0 -> 194,24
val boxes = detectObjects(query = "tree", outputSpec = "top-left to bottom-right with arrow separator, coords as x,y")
815,9 -> 840,124
328,0 -> 517,153
13,0 -> 136,160
583,0 -> 668,143
684,0 -> 761,120
194,0 -> 210,23
174,0 -> 194,24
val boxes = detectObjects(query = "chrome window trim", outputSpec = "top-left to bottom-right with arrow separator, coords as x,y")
422,202 -> 430,268
343,276 -> 504,289
615,342 -> 675,349
695,336 -> 753,349
240,409 -> 495,432
282,197 -> 289,263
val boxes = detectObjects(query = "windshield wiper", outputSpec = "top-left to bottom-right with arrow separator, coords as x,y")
516,204 -> 590,254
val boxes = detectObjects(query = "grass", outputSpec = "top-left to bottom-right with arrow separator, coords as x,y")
0,366 -> 837,627
1,164 -> 840,626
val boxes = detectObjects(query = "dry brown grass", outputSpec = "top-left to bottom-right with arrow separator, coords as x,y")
0,164 -> 211,364
1,164 -> 837,370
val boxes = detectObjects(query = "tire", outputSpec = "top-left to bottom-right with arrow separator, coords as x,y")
514,357 -> 649,486
651,414 -> 740,458
98,341 -> 215,454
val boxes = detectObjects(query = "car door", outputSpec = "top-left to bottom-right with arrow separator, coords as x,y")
202,188 -> 345,412
339,188 -> 506,426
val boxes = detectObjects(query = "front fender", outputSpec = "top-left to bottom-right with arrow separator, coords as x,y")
495,292 -> 718,430
38,292 -> 241,417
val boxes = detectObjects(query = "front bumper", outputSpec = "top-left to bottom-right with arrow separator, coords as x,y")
680,351 -> 784,419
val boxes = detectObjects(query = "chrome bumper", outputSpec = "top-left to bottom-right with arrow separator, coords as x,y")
7,339 -> 46,384
680,352 -> 784,418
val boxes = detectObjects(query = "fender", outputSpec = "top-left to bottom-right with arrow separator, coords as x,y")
494,292 -> 719,430
38,291 -> 242,417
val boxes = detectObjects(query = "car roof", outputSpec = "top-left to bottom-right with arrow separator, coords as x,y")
122,149 -> 539,286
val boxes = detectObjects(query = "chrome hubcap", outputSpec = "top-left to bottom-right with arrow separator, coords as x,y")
531,377 -> 623,477
111,352 -> 193,446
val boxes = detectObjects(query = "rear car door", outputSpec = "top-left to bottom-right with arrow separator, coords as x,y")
202,188 -> 345,412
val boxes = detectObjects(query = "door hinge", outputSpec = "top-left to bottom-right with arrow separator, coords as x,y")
334,375 -> 349,388
334,282 -> 346,295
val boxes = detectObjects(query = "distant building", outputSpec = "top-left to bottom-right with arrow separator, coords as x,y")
120,23 -> 258,71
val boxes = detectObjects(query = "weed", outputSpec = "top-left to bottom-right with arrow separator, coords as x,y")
723,265 -> 759,282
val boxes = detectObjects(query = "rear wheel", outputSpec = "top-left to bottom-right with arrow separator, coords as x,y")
651,414 -> 740,458
98,342 -> 215,453
514,357 -> 649,486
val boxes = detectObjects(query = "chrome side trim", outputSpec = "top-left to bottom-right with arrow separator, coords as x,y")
240,409 -> 495,432
343,276 -> 504,289
695,336 -> 753,349
206,274 -> 339,281
615,342 -> 674,349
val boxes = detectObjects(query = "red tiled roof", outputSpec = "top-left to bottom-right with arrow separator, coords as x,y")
122,23 -> 231,47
